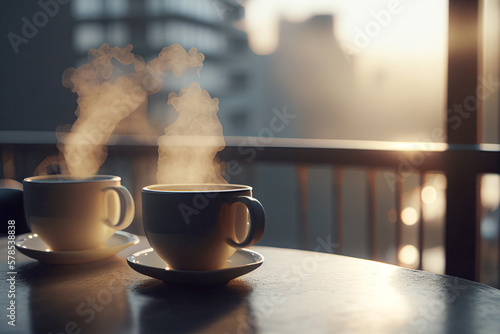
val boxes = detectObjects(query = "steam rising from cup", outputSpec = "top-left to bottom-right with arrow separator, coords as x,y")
157,82 -> 226,184
58,43 -> 205,178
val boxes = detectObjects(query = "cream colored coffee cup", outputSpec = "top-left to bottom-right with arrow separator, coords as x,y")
142,184 -> 265,271
23,175 -> 135,251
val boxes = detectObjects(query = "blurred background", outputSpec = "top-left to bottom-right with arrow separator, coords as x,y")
0,0 -> 499,287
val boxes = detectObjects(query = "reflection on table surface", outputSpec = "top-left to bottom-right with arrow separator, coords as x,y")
1,237 -> 500,334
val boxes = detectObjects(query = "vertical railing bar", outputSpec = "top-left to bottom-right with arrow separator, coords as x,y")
336,167 -> 343,254
445,0 -> 480,281
475,174 -> 484,282
418,173 -> 425,270
395,171 -> 403,266
368,169 -> 377,260
475,176 -> 483,282
297,164 -> 308,250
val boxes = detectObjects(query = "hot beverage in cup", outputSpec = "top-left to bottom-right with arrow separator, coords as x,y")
142,184 -> 265,271
23,175 -> 135,251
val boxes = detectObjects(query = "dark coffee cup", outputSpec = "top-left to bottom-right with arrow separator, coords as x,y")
142,184 -> 265,270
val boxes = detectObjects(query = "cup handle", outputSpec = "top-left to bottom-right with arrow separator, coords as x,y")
226,196 -> 265,248
101,186 -> 135,230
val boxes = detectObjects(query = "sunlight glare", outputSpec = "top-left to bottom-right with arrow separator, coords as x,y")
421,186 -> 437,204
398,245 -> 419,266
243,0 -> 447,56
481,174 -> 500,210
401,207 -> 418,226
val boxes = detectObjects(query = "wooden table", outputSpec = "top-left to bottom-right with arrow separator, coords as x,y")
1,236 -> 500,334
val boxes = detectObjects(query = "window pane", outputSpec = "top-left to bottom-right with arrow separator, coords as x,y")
145,0 -> 163,15
105,0 -> 129,18
107,23 -> 129,47
73,23 -> 105,53
72,0 -> 103,19
146,22 -> 167,48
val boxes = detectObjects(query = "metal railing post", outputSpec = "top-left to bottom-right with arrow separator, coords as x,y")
445,0 -> 481,280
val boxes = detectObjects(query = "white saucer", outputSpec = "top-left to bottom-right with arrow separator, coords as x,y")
15,231 -> 140,264
127,248 -> 264,285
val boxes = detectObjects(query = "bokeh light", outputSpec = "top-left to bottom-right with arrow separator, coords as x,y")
401,207 -> 418,226
481,174 -> 500,210
398,245 -> 419,266
421,186 -> 437,204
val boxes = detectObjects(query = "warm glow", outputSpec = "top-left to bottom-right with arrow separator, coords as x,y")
0,179 -> 23,190
401,207 -> 418,226
245,0 -> 280,55
243,0 -> 340,55
336,265 -> 413,329
432,174 -> 447,189
398,245 -> 419,266
421,186 -> 437,204
242,0 -> 448,143
422,246 -> 445,274
481,174 -> 500,210
420,174 -> 447,226
421,174 -> 446,223
243,0 -> 447,56
389,142 -> 447,152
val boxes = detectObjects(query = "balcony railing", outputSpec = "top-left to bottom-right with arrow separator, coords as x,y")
1,132 -> 499,286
